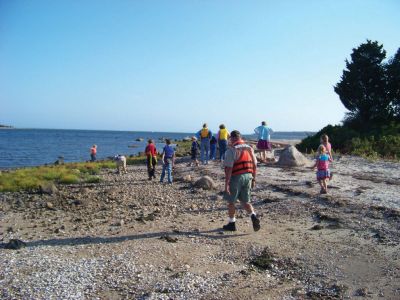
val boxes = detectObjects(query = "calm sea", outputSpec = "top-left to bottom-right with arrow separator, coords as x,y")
0,129 -> 312,169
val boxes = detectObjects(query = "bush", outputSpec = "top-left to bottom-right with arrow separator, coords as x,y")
85,176 -> 101,183
59,174 -> 79,184
297,123 -> 400,160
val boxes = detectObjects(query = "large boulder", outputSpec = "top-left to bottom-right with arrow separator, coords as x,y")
276,146 -> 311,167
194,176 -> 216,190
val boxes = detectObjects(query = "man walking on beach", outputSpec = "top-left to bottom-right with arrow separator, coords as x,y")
196,123 -> 212,165
222,130 -> 260,232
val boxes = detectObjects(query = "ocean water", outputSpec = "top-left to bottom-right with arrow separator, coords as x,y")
0,129 -> 312,169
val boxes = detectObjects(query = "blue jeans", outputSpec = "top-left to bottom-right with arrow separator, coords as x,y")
210,144 -> 217,160
218,140 -> 228,160
200,139 -> 210,164
160,163 -> 172,183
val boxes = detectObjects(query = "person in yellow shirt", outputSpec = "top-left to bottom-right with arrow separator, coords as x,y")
217,124 -> 230,161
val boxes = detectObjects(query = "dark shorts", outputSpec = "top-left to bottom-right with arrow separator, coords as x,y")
224,173 -> 253,203
317,169 -> 330,180
257,140 -> 272,150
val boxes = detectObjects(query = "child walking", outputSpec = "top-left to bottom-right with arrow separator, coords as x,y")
160,139 -> 175,184
312,145 -> 332,194
190,136 -> 200,167
320,134 -> 333,160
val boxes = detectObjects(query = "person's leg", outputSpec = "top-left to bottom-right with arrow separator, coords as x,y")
221,140 -> 227,160
228,202 -> 236,218
205,141 -> 210,164
318,179 -> 324,192
200,141 -> 205,164
152,157 -> 157,178
218,140 -> 223,160
160,164 -> 166,182
261,150 -> 267,162
167,163 -> 172,183
323,179 -> 328,193
147,156 -> 152,179
239,174 -> 260,231
223,176 -> 239,231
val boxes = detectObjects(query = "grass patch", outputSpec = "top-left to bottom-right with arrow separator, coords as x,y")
126,156 -> 147,165
0,161 -> 113,192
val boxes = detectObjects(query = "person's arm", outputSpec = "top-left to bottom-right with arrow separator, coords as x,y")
172,152 -> 176,167
311,158 -> 318,169
161,151 -> 165,164
195,130 -> 201,139
224,166 -> 232,194
250,148 -> 257,188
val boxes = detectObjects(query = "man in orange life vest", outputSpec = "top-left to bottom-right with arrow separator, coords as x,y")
222,130 -> 260,232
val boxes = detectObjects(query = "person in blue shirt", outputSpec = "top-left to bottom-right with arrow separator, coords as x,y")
195,123 -> 213,165
160,139 -> 175,184
254,121 -> 274,163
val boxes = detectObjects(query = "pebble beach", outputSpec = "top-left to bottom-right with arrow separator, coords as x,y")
1,148 -> 399,299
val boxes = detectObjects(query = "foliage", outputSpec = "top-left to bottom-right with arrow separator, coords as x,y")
126,156 -> 147,165
386,48 -> 400,120
334,40 -> 392,129
300,41 -> 400,160
174,140 -> 192,157
297,123 -> 400,159
0,162 -> 107,192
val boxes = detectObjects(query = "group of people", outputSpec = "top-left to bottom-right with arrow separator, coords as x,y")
89,122 -> 334,233
189,123 -> 230,166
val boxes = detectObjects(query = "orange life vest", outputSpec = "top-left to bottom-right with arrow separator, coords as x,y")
231,140 -> 255,176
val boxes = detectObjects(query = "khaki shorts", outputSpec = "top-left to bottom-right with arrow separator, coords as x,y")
224,173 -> 253,203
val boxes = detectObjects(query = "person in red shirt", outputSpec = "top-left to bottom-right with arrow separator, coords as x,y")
90,145 -> 97,162
145,139 -> 157,180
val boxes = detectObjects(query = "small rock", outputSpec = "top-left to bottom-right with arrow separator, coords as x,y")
194,176 -> 216,190
40,182 -> 58,195
160,235 -> 178,243
310,224 -> 323,230
183,175 -> 192,182
46,202 -> 55,210
355,287 -> 368,296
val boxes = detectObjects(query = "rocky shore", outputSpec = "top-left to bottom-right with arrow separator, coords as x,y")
0,150 -> 399,299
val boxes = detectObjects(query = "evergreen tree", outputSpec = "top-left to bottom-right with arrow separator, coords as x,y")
334,40 -> 390,129
386,48 -> 400,120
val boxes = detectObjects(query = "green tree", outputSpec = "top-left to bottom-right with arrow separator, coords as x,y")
386,48 -> 400,120
334,40 -> 390,129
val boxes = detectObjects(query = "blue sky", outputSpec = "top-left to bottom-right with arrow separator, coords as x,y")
1,0 -> 399,134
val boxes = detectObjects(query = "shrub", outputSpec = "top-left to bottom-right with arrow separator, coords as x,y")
85,176 -> 101,183
59,174 -> 79,184
297,123 -> 399,160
